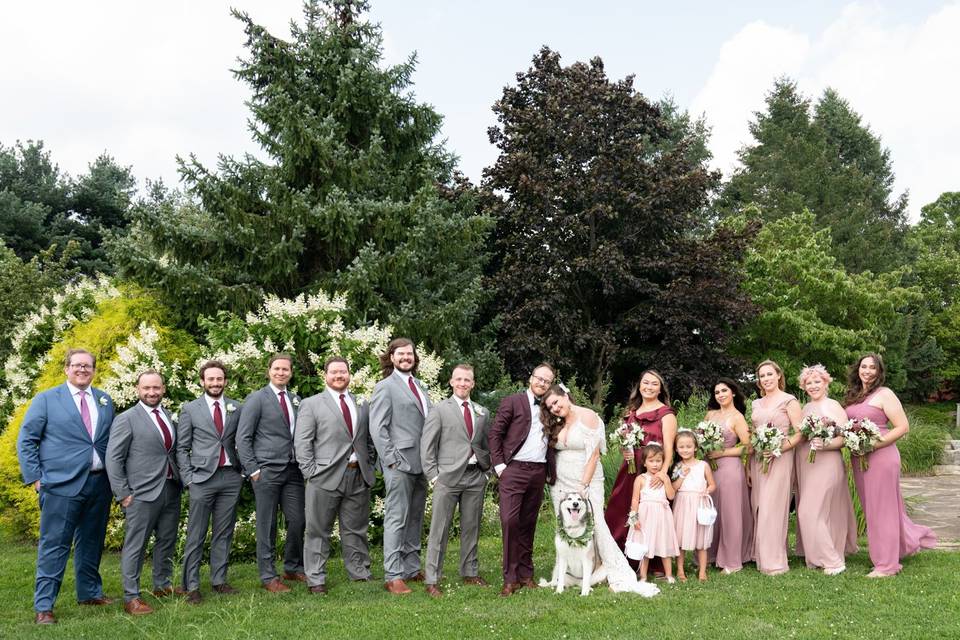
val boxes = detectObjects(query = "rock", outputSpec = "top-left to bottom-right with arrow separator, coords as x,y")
933,464 -> 960,476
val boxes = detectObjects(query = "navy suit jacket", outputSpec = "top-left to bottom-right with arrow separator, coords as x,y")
17,382 -> 115,497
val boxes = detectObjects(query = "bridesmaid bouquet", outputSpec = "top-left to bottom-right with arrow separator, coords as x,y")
842,418 -> 882,471
798,415 -> 837,463
693,420 -> 724,470
751,423 -> 782,474
609,420 -> 644,474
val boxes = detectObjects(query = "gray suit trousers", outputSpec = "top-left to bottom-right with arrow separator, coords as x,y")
252,462 -> 305,582
382,466 -> 427,581
120,479 -> 182,601
425,467 -> 488,584
181,467 -> 243,590
304,466 -> 372,586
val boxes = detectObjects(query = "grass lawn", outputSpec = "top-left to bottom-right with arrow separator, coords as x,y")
1,519 -> 957,640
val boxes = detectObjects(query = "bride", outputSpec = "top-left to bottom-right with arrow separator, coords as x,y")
539,384 -> 659,596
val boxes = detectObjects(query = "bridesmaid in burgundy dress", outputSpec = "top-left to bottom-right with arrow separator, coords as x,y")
605,370 -> 678,552
844,353 -> 937,577
795,364 -> 857,575
750,360 -> 802,575
704,378 -> 753,574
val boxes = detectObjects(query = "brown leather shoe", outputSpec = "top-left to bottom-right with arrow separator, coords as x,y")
308,584 -> 328,595
499,582 -> 522,597
463,576 -> 489,586
34,611 -> 56,624
406,571 -> 426,582
212,583 -> 239,594
152,586 -> 187,598
283,571 -> 307,582
263,578 -> 291,593
124,598 -> 154,615
520,577 -> 539,589
78,596 -> 114,605
185,590 -> 202,605
424,584 -> 442,598
384,579 -> 412,595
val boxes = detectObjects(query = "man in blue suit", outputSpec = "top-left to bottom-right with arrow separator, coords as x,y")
17,348 -> 116,624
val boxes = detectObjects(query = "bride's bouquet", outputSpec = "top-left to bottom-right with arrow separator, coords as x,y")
842,418 -> 883,471
751,423 -> 783,474
798,415 -> 838,463
693,420 -> 724,470
609,420 -> 644,474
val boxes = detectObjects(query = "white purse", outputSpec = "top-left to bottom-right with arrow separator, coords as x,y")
697,494 -> 717,526
625,530 -> 648,561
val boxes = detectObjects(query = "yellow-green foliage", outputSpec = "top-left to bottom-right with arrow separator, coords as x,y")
0,284 -> 199,541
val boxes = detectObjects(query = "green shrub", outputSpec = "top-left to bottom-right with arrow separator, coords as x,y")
898,420 -> 949,474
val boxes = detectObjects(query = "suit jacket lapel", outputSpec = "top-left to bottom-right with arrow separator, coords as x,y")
56,384 -> 93,440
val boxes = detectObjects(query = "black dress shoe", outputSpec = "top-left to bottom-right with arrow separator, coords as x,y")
78,596 -> 114,605
309,584 -> 328,595
185,590 -> 202,605
212,583 -> 239,594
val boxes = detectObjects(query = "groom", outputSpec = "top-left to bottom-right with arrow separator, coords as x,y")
488,363 -> 557,596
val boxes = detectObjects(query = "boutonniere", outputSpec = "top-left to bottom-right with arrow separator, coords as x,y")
291,397 -> 300,407
473,404 -> 486,417
98,396 -> 108,407
170,412 -> 179,424
226,403 -> 237,413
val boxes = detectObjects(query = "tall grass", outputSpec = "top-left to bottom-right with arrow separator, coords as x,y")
898,419 -> 950,474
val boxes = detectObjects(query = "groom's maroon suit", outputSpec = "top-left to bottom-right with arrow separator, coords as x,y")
488,392 -> 555,585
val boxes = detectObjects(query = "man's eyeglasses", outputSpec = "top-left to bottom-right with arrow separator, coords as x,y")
530,374 -> 553,385
68,364 -> 94,371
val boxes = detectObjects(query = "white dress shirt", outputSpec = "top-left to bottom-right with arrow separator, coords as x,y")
67,381 -> 102,470
511,389 -> 548,463
326,387 -> 358,463
139,401 -> 175,446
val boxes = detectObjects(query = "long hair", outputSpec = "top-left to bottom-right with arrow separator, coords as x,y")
379,337 -> 419,379
540,384 -> 569,448
755,359 -> 785,396
844,352 -> 886,407
624,370 -> 671,417
707,377 -> 746,415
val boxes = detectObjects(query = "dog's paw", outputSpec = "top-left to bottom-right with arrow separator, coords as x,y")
579,587 -> 592,597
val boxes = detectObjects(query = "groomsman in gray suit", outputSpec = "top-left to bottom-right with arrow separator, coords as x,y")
236,353 -> 306,593
176,360 -> 244,604
370,337 -> 433,595
294,357 -> 376,594
421,363 -> 491,598
105,370 -> 182,616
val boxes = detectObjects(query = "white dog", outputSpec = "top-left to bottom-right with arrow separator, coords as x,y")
551,492 -> 597,596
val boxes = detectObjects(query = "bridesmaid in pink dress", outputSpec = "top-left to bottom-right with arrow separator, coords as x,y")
605,370 -> 678,550
750,360 -> 802,575
704,378 -> 753,574
844,353 -> 937,577
795,364 -> 858,575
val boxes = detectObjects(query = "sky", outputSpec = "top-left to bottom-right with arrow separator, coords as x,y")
1,1 -> 957,220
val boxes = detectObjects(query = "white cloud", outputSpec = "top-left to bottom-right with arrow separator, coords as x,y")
691,2 -> 960,219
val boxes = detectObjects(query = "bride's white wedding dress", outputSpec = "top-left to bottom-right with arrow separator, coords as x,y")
545,418 -> 659,597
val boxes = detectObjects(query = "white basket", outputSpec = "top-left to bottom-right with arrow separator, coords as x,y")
697,494 -> 717,526
625,531 -> 648,560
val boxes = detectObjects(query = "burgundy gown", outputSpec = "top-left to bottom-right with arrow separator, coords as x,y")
605,405 -> 675,548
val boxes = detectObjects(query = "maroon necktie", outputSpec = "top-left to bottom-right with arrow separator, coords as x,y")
278,391 -> 291,429
152,409 -> 174,478
339,393 -> 353,437
213,401 -> 227,466
462,401 -> 474,439
408,377 -> 424,414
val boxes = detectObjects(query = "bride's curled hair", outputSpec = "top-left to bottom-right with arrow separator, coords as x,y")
539,384 -> 571,448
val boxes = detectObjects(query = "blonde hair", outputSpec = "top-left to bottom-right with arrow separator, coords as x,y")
798,363 -> 832,389
755,359 -> 785,396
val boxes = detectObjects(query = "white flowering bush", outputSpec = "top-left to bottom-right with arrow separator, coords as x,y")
0,275 -> 119,424
99,323 -> 193,410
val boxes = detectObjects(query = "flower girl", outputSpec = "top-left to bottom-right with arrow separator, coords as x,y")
627,443 -> 679,583
672,430 -> 716,582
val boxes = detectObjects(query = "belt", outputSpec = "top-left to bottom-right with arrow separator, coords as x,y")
465,463 -> 479,472
346,461 -> 360,469
89,469 -> 105,475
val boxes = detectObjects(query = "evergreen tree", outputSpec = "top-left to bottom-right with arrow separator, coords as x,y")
111,0 -> 494,374
721,79 -> 908,274
483,47 -> 754,403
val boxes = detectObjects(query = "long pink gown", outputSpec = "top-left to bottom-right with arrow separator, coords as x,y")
750,393 -> 796,575
709,418 -> 753,571
795,405 -> 858,570
847,390 -> 937,574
